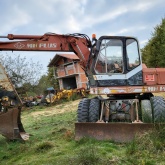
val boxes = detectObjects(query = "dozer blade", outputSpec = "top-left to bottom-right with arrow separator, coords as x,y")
75,123 -> 164,143
0,107 -> 29,141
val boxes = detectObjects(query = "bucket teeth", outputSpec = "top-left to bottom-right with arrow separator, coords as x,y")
20,132 -> 30,141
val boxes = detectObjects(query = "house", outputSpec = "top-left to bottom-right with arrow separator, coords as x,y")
48,53 -> 88,90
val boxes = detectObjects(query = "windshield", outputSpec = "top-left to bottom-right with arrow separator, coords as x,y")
95,39 -> 123,74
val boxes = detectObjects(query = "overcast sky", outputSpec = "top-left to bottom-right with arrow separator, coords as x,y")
0,0 -> 165,74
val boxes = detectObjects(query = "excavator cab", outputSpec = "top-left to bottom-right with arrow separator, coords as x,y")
88,36 -> 143,88
95,37 -> 140,73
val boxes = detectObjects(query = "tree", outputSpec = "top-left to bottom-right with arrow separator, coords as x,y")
34,75 -> 50,95
141,18 -> 165,67
0,53 -> 43,88
46,67 -> 59,89
31,67 -> 59,95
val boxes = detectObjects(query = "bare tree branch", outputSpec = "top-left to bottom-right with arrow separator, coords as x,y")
0,53 -> 43,87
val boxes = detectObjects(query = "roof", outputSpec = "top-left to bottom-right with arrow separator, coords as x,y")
48,53 -> 79,67
57,54 -> 79,60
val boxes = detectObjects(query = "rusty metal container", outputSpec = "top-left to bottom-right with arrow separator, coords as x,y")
156,68 -> 165,84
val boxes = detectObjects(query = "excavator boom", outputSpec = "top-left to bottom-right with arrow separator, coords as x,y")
0,33 -> 91,69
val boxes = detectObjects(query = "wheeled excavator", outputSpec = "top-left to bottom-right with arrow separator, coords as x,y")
0,33 -> 165,142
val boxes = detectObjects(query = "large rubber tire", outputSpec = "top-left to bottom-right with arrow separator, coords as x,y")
77,98 -> 90,122
141,100 -> 152,123
89,99 -> 101,122
150,96 -> 165,123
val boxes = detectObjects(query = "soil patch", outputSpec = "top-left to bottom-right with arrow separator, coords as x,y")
30,99 -> 80,117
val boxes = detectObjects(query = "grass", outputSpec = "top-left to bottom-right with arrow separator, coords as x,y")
0,99 -> 165,165
126,126 -> 165,164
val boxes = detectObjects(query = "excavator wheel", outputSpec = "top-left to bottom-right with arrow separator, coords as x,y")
77,98 -> 90,122
141,100 -> 152,123
89,98 -> 101,122
150,96 -> 165,122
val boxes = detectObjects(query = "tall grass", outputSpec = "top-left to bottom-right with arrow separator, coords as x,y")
0,99 -> 164,165
126,125 -> 165,164
67,145 -> 101,165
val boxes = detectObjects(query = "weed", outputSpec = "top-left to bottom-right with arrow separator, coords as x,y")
126,126 -> 165,164
75,137 -> 98,146
56,127 -> 68,133
64,130 -> 74,141
69,93 -> 81,101
77,146 -> 99,165
35,141 -> 54,153
67,145 -> 101,165
127,126 -> 165,154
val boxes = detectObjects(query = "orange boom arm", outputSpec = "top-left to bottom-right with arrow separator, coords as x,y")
0,33 -> 92,69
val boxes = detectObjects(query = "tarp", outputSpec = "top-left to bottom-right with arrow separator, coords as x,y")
46,87 -> 54,91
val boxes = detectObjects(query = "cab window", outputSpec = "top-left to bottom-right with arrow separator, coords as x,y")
95,39 -> 123,74
126,39 -> 140,70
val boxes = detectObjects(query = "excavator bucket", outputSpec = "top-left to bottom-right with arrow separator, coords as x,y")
0,63 -> 29,141
0,107 -> 29,140
75,123 -> 165,142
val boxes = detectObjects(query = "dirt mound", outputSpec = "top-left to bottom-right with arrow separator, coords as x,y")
31,99 -> 81,117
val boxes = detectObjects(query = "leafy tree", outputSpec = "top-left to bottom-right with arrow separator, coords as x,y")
0,53 -> 43,88
35,75 -> 50,95
46,67 -> 59,90
31,67 -> 59,95
141,18 -> 165,67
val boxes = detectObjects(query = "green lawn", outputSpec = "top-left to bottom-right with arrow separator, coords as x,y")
0,100 -> 164,165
